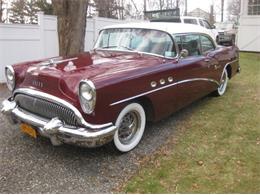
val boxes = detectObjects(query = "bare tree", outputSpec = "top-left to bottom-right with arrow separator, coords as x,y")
25,0 -> 39,24
94,0 -> 118,19
0,0 -> 4,23
35,0 -> 53,15
52,0 -> 88,56
146,0 -> 184,11
9,0 -> 27,24
227,0 -> 241,22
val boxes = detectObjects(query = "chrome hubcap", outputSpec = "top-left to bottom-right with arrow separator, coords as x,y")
118,111 -> 140,144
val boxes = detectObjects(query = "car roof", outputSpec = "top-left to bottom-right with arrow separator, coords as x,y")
101,22 -> 211,36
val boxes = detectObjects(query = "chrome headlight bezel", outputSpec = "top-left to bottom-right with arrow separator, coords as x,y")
5,65 -> 15,91
78,80 -> 96,114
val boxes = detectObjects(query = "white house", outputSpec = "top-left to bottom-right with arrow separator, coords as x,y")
237,0 -> 260,52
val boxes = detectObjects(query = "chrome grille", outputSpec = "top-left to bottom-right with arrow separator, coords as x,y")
15,94 -> 80,127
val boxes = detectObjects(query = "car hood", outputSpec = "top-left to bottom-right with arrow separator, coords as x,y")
19,51 -> 162,101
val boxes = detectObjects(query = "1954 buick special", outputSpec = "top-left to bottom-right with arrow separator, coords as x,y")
1,23 -> 240,152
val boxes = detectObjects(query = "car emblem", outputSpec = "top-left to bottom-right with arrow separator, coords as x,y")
32,80 -> 43,88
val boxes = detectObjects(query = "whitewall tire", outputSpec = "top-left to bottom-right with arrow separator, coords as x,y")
216,68 -> 229,96
114,103 -> 146,152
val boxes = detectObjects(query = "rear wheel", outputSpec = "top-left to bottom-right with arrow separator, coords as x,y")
215,68 -> 229,96
114,103 -> 146,152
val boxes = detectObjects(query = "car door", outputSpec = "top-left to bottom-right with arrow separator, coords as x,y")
200,34 -> 223,83
172,33 -> 219,109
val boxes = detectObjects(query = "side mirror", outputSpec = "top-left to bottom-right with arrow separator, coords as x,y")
211,25 -> 216,29
180,49 -> 189,58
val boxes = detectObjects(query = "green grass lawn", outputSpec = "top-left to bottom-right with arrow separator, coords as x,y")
123,53 -> 260,193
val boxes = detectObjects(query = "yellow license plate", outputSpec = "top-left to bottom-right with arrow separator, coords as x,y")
20,123 -> 37,138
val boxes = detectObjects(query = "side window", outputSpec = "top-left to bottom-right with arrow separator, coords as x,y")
183,19 -> 198,25
148,33 -> 176,57
199,19 -> 204,27
174,36 -> 182,52
180,34 -> 201,57
202,20 -> 212,29
200,35 -> 215,53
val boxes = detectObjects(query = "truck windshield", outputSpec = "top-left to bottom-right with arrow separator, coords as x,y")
94,28 -> 177,58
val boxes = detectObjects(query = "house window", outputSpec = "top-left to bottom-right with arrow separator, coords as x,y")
248,0 -> 260,15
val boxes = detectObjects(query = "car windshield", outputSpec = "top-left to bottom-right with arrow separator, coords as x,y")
94,28 -> 177,58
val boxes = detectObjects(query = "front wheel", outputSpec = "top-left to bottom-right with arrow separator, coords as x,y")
214,68 -> 229,96
114,103 -> 146,152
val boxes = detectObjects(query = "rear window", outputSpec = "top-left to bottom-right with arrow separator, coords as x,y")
183,19 -> 198,25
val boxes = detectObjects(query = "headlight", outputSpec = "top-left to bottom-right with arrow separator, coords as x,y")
5,65 -> 15,91
79,80 -> 96,114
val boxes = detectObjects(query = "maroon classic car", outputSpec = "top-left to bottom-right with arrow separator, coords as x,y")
1,23 -> 240,152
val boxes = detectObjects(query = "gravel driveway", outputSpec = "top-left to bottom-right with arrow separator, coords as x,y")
0,84 -> 206,193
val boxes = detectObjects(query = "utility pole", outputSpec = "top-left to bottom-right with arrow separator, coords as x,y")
144,0 -> 146,12
184,0 -> 187,16
221,0 -> 224,22
210,4 -> 214,24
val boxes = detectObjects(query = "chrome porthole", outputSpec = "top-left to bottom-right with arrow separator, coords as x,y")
160,79 -> 165,85
151,81 -> 157,88
168,76 -> 173,82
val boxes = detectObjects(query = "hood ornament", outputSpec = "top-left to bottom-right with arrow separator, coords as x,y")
36,57 -> 78,68
64,61 -> 77,72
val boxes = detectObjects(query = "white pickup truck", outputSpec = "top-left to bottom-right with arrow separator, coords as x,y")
151,16 -> 219,43
214,22 -> 238,45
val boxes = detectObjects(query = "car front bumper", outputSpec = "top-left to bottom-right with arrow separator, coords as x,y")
1,98 -> 117,147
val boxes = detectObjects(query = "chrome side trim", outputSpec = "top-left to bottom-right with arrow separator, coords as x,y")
13,88 -> 112,129
110,78 -> 220,106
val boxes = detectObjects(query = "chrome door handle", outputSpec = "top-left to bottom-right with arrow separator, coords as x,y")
204,59 -> 210,62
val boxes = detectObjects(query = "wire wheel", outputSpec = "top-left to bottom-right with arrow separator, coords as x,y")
114,103 -> 146,152
118,111 -> 141,144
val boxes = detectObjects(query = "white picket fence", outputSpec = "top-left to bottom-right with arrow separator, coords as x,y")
0,13 -> 130,83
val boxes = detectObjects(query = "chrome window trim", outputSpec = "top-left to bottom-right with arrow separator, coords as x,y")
173,32 -> 217,49
110,78 -> 220,106
13,88 -> 112,129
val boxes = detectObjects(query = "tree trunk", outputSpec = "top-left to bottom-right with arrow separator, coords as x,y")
52,0 -> 88,56
0,0 -> 3,23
